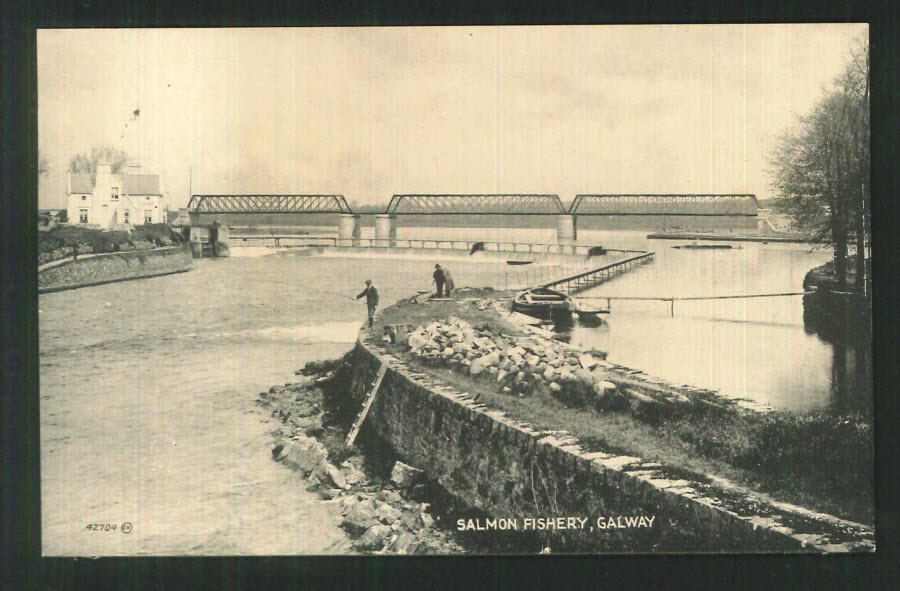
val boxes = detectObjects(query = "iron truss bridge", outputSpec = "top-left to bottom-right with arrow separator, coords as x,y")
187,195 -> 353,214
569,194 -> 759,216
385,194 -> 566,215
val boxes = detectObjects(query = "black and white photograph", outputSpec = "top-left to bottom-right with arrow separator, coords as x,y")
36,24 -> 874,556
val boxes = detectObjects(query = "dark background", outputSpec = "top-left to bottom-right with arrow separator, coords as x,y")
2,1 -> 897,589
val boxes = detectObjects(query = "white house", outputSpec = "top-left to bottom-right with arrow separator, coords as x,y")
66,162 -> 166,229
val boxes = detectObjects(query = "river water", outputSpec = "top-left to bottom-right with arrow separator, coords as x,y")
39,226 -> 856,555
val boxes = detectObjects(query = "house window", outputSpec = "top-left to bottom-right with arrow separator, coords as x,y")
145,211 -> 153,224
79,209 -> 88,223
81,195 -> 87,201
124,210 -> 130,224
111,187 -> 119,201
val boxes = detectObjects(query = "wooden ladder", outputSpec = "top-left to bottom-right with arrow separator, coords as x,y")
345,362 -> 388,447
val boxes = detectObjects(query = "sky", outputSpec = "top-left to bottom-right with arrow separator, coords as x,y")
37,24 -> 868,210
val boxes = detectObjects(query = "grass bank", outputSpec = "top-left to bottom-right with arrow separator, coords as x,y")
374,291 -> 874,526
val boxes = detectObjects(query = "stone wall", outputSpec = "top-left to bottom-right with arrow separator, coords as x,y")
338,330 -> 875,553
38,245 -> 193,294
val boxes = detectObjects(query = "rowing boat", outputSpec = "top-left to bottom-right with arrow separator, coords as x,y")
512,288 -> 573,321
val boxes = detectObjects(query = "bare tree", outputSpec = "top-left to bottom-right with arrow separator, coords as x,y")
768,40 -> 869,298
38,151 -> 51,178
68,145 -> 130,176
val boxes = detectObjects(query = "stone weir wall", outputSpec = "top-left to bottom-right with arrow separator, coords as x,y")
38,245 -> 193,294
339,328 -> 875,553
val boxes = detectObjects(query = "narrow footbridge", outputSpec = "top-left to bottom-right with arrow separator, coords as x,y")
536,251 -> 657,294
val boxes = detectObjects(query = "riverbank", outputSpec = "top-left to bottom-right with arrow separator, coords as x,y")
362,291 -> 873,536
259,362 -> 465,554
38,244 -> 194,294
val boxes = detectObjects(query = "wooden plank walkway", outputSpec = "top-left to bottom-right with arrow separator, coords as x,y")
536,251 -> 656,295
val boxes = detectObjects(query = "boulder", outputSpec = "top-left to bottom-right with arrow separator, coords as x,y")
376,489 -> 403,505
469,356 -> 490,376
558,369 -> 575,381
496,370 -> 508,383
390,461 -> 424,488
509,346 -> 527,357
574,368 -> 593,382
375,502 -> 402,525
322,463 -> 349,490
386,531 -> 417,554
282,436 -> 329,475
356,524 -> 393,551
418,512 -> 436,529
549,382 -> 563,393
305,475 -> 322,492
408,333 -> 429,350
341,499 -> 379,535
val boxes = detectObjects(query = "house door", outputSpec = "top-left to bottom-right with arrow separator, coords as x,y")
209,225 -> 219,256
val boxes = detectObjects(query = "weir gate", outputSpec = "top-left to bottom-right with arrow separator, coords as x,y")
184,193 -> 758,257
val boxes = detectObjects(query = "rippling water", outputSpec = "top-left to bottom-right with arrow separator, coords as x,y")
38,252 -> 520,555
39,229 -> 854,554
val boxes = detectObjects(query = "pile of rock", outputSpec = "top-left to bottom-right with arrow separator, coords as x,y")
406,316 -> 618,402
260,379 -> 462,554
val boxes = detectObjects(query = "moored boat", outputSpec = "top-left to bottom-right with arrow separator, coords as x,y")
512,288 -> 573,322
573,299 -> 610,324
673,243 -> 733,250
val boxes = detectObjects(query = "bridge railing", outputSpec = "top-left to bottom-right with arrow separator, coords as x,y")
569,194 -> 759,216
385,194 -> 567,215
187,194 -> 353,214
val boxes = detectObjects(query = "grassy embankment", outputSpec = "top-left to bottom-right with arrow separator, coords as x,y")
373,290 -> 874,526
38,224 -> 186,265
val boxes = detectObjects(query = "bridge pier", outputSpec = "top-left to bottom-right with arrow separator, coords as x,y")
374,214 -> 396,248
557,214 -> 577,253
188,213 -> 230,258
338,214 -> 361,247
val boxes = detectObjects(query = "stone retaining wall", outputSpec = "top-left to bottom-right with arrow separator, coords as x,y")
342,328 -> 875,553
38,245 -> 193,294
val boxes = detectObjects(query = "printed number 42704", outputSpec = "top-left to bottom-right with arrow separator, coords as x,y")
86,523 -> 117,531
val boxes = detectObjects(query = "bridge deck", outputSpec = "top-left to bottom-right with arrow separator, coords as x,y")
385,194 -> 566,215
187,195 -> 352,214
569,194 -> 758,216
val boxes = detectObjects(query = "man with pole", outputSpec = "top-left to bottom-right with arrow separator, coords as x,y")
355,279 -> 379,328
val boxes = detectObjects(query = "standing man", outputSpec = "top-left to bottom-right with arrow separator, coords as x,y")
432,264 -> 445,298
441,265 -> 455,298
355,279 -> 379,328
